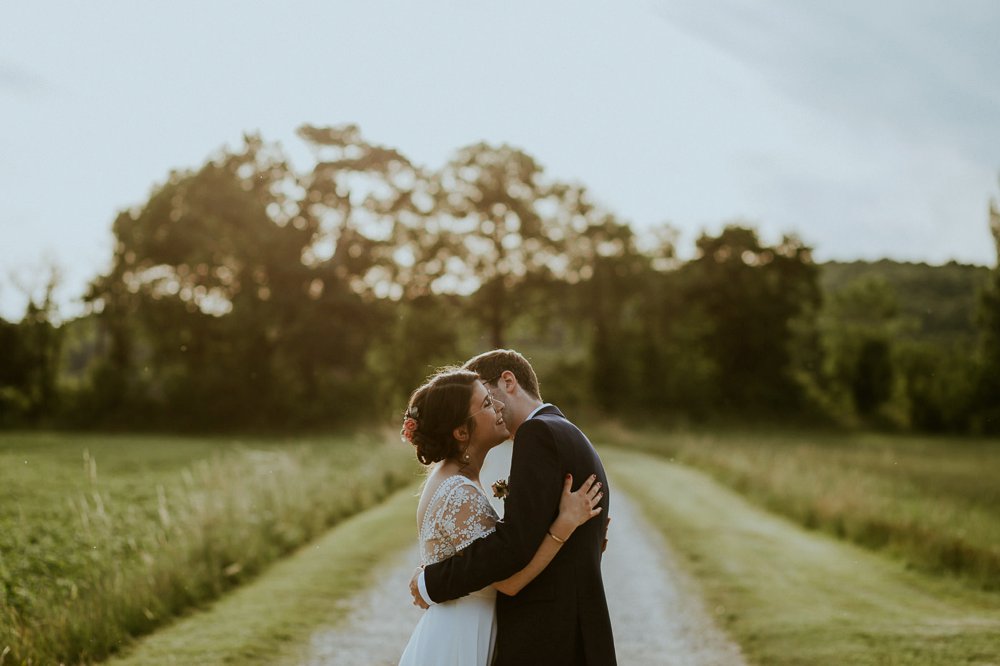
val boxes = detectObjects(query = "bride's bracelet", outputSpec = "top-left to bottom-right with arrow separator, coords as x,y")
547,530 -> 567,544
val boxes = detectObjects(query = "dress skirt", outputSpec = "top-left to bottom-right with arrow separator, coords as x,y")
398,587 -> 496,666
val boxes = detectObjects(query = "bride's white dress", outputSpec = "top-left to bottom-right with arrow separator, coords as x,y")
399,474 -> 500,666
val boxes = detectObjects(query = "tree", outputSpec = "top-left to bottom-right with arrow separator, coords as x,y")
86,129 -> 399,428
0,265 -> 63,424
820,276 -> 904,421
296,124 -> 469,416
850,338 -> 894,417
973,185 -> 1000,433
678,225 -> 822,414
566,207 -> 649,413
433,143 -> 576,348
623,225 -> 726,418
896,341 -> 976,432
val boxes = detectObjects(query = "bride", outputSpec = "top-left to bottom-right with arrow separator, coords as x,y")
398,368 -> 603,666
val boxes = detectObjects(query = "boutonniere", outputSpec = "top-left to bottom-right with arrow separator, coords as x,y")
491,478 -> 509,501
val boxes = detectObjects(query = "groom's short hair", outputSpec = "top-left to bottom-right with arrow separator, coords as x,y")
463,349 -> 542,401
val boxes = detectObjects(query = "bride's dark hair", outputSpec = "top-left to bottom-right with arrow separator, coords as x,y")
403,368 -> 479,465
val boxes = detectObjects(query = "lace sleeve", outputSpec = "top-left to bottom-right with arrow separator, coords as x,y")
419,476 -> 500,566
440,482 -> 498,553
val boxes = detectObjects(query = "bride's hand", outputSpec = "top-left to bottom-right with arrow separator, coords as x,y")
557,473 -> 603,530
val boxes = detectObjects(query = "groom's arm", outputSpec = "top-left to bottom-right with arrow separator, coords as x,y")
421,419 -> 562,603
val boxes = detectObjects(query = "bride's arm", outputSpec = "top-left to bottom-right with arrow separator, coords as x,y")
492,474 -> 602,596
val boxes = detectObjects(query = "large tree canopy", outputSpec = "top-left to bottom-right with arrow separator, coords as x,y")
12,130 -> 987,434
86,131 -> 396,427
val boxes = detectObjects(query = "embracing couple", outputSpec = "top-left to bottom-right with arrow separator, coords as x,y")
397,349 -> 617,665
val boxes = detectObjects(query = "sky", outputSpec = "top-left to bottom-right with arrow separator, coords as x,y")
1,0 -> 998,320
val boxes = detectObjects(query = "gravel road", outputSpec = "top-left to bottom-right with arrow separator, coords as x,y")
304,484 -> 745,665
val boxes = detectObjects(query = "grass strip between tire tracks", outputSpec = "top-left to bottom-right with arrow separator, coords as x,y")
106,483 -> 419,665
604,447 -> 1000,666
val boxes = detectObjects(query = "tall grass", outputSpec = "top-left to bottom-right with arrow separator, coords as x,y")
0,432 -> 418,665
597,425 -> 1000,590
606,448 -> 1000,665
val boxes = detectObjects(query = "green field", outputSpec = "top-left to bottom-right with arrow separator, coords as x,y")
4,427 -> 999,665
0,431 -> 419,665
607,448 -> 1000,665
597,425 -> 1000,590
101,443 -> 1000,666
106,484 -> 419,666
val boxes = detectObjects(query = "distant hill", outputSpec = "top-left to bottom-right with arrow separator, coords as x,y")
818,260 -> 991,346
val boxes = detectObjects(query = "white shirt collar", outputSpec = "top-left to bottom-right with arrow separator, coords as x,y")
525,403 -> 553,421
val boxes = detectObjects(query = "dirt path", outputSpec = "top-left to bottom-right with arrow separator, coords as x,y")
302,543 -> 423,666
601,491 -> 746,665
303,480 -> 745,665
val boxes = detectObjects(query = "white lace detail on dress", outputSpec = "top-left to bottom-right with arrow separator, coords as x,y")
419,475 -> 499,566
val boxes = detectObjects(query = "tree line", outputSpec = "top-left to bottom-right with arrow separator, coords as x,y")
1,125 -> 998,434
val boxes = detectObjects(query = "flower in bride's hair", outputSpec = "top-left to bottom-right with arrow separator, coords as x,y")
401,415 -> 418,442
491,478 -> 509,500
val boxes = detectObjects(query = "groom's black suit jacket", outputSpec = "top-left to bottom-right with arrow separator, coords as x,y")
424,405 -> 616,666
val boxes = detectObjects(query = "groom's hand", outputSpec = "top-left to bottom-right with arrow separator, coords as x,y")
409,567 -> 430,609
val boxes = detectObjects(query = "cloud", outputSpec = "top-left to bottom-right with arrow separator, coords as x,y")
652,0 -> 1000,165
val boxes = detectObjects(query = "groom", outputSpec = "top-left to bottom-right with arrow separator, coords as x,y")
409,349 -> 617,665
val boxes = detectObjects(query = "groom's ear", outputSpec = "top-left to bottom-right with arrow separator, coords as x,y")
497,370 -> 517,394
